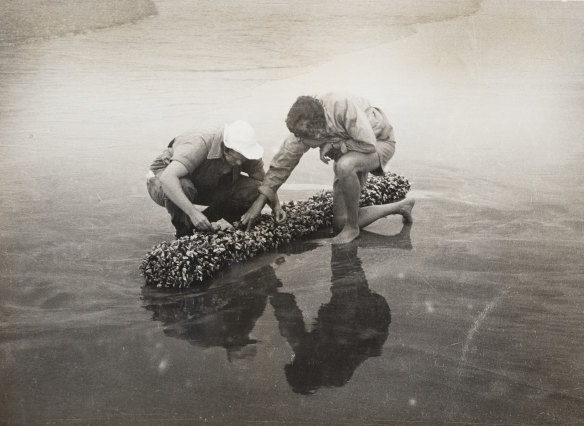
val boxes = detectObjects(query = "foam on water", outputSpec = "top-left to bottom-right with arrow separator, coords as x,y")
0,0 -> 158,45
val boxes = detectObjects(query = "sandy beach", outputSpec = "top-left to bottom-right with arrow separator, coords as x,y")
1,0 -> 583,423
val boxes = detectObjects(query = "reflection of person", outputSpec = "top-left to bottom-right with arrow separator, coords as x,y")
270,242 -> 391,394
146,120 -> 282,238
241,92 -> 415,244
359,223 -> 413,251
142,266 -> 281,360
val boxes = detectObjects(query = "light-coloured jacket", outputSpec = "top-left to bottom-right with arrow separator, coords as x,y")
258,92 -> 394,203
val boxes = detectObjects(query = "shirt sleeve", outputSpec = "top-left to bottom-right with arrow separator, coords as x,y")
258,133 -> 310,204
170,133 -> 209,173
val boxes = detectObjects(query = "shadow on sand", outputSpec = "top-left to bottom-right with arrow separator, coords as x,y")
142,224 -> 413,393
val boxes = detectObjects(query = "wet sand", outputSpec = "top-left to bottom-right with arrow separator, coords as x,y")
1,0 -> 584,424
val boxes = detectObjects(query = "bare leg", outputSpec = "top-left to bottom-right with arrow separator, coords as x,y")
331,152 -> 381,244
332,178 -> 347,233
331,169 -> 362,244
358,197 -> 415,228
331,152 -> 415,244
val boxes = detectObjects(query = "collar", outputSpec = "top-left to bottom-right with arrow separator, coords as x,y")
207,129 -> 225,160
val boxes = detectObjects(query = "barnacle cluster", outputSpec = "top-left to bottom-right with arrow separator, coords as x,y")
141,172 -> 410,288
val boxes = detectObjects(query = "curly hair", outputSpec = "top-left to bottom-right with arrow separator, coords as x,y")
285,96 -> 326,138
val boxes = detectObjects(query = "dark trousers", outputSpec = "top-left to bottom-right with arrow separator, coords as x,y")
147,172 -> 260,237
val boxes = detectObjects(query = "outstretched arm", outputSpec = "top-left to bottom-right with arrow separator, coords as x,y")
240,193 -> 268,230
240,192 -> 286,231
241,134 -> 308,229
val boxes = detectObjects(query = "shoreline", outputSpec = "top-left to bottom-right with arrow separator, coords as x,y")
0,0 -> 157,45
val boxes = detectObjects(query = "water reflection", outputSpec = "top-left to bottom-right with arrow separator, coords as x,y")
271,242 -> 391,394
142,266 -> 282,361
141,241 -> 321,360
142,225 -> 412,391
359,223 -> 413,250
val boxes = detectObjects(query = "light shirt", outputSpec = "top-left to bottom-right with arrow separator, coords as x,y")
150,128 -> 265,188
258,92 -> 394,203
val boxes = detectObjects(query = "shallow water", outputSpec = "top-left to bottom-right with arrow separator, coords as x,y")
1,0 -> 584,424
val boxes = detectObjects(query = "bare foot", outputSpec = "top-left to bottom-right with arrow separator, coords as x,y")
331,226 -> 360,244
399,198 -> 415,224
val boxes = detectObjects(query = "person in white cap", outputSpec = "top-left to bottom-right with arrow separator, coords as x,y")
147,120 -> 282,237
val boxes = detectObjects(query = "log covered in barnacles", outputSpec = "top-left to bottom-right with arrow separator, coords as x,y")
140,172 -> 410,289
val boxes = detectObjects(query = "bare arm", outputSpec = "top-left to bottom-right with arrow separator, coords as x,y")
240,192 -> 286,231
159,161 -> 213,231
240,194 -> 269,231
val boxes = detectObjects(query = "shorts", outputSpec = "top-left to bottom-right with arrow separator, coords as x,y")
367,106 -> 396,176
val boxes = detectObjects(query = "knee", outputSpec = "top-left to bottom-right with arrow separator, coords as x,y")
333,156 -> 358,179
147,174 -> 166,207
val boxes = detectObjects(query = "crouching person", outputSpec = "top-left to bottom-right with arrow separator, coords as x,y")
147,120 -> 282,238
241,92 -> 415,244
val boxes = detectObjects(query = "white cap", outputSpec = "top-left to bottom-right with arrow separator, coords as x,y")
223,120 -> 263,160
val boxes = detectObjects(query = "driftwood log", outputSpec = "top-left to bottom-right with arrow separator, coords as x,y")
141,172 -> 410,289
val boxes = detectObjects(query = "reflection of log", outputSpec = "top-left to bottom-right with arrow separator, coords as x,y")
142,266 -> 281,359
141,172 -> 410,289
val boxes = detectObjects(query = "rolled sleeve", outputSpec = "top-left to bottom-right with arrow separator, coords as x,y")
170,134 -> 209,173
258,134 -> 309,203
